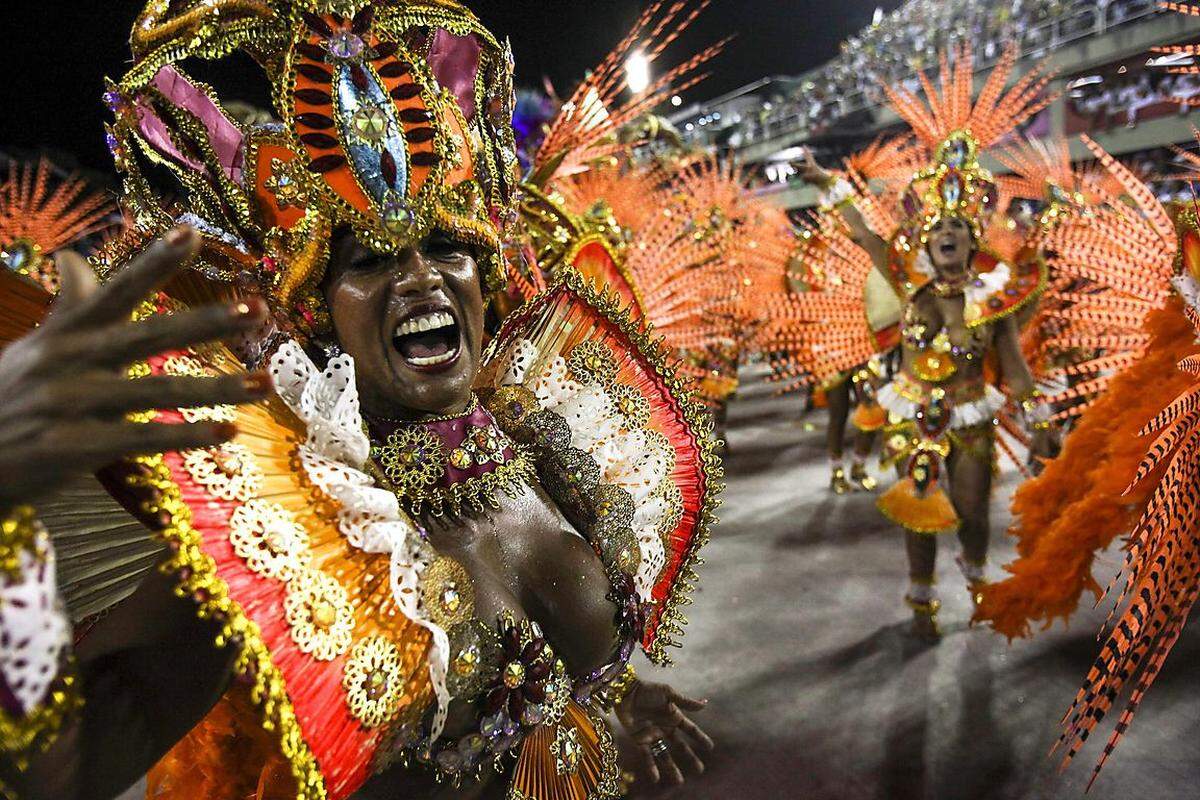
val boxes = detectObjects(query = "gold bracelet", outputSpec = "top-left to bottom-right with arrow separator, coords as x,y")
0,506 -> 82,765
600,664 -> 638,711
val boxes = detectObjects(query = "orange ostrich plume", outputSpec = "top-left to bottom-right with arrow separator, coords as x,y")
884,44 -> 1057,153
995,136 -> 1127,210
0,158 -> 114,292
1056,301 -> 1200,787
1034,136 -> 1178,418
530,0 -> 725,184
758,211 -> 883,393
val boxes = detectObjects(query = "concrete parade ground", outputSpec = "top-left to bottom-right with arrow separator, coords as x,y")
630,371 -> 1200,800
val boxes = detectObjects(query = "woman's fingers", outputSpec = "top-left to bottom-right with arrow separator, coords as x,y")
31,372 -> 271,418
657,750 -> 685,785
54,252 -> 100,312
671,730 -> 706,775
37,418 -> 237,468
666,686 -> 708,712
635,744 -> 661,785
679,716 -> 716,752
45,298 -> 266,371
54,227 -> 200,331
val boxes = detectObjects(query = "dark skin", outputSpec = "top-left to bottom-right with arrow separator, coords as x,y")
328,230 -> 712,795
798,154 -> 1058,623
0,227 -> 272,799
825,377 -> 876,463
1,226 -> 710,798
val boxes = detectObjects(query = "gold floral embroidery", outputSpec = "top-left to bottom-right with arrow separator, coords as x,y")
609,383 -> 651,427
182,443 -> 264,502
161,353 -> 237,423
342,637 -> 405,729
375,426 -> 448,492
653,478 -> 685,541
421,556 -> 474,630
228,500 -> 310,582
567,340 -> 617,386
284,569 -> 354,661
446,619 -> 501,701
162,354 -> 210,377
451,423 -> 511,469
264,157 -> 313,211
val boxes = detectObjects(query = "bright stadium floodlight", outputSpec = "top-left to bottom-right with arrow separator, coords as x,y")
625,50 -> 651,95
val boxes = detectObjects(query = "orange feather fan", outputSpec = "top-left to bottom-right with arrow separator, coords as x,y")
884,44 -> 1057,154
757,211 -> 883,393
531,0 -> 726,183
1055,303 -> 1200,787
0,158 -> 114,293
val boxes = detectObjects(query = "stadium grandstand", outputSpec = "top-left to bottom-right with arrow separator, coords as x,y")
672,0 -> 1200,209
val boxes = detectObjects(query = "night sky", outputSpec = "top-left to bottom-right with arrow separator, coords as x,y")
0,0 -> 901,175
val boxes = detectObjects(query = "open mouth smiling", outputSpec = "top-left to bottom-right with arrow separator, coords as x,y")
391,306 -> 463,372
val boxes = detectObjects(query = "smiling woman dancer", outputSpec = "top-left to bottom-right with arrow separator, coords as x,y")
0,2 -> 720,799
795,47 -> 1059,639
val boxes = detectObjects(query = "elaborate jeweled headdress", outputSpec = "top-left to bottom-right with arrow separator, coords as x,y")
886,44 -> 1055,230
878,45 -> 1055,306
106,0 -> 518,338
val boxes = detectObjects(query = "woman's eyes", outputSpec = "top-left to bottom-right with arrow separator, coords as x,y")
349,253 -> 389,272
425,237 -> 467,260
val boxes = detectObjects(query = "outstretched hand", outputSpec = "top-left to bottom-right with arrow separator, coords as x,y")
0,226 -> 270,508
617,679 -> 714,786
795,148 -> 833,187
1028,427 -> 1061,475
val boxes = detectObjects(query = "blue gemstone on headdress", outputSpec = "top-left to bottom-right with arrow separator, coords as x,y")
941,174 -> 962,207
328,31 -> 366,60
333,63 -> 410,212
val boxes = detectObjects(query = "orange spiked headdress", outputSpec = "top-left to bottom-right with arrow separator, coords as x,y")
107,0 -> 518,336
880,45 -> 1054,309
885,44 -> 1057,236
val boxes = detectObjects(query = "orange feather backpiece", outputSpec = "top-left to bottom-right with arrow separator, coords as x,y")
1032,136 -> 1178,418
1055,302 -> 1200,787
757,212 -> 884,393
526,155 -> 791,397
0,158 -> 114,292
531,0 -> 726,183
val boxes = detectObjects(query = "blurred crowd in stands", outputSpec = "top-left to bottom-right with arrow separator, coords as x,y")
1069,70 -> 1200,130
702,0 -> 1160,145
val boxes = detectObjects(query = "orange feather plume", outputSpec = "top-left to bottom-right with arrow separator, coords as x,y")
0,158 -> 114,292
884,44 -> 1057,153
1054,302 -> 1200,787
531,0 -> 726,184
